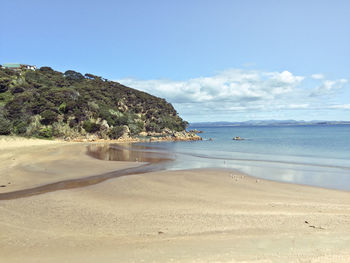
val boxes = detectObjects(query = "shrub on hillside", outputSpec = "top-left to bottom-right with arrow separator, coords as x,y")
129,120 -> 144,136
14,120 -> 28,134
40,110 -> 57,125
108,126 -> 125,139
83,120 -> 101,133
0,66 -> 188,140
0,117 -> 11,135
38,127 -> 53,138
0,79 -> 10,93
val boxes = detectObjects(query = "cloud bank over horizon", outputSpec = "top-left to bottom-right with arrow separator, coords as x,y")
118,69 -> 349,122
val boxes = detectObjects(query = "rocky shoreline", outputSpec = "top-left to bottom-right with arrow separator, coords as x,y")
70,130 -> 202,143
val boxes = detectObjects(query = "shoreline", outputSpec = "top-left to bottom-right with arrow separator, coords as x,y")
1,136 -> 350,261
0,133 -> 202,149
1,136 -> 349,196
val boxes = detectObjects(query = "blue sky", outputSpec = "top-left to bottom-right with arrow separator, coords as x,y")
1,0 -> 349,122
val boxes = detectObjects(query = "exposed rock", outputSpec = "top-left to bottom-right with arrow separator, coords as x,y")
189,129 -> 203,133
162,128 -> 173,135
86,134 -> 99,142
139,131 -> 148,137
173,131 -> 202,141
120,125 -> 130,139
101,120 -> 109,129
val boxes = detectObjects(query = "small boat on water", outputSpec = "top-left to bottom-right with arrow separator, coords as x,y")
233,136 -> 244,141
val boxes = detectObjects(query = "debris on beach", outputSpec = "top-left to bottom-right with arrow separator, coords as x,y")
230,173 -> 245,182
309,225 -> 325,230
304,220 -> 325,230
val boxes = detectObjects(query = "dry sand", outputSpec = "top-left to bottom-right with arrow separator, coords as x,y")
0,135 -> 64,150
0,137 -> 350,262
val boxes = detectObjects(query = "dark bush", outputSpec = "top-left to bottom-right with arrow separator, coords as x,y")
108,126 -> 124,139
0,79 -> 10,93
40,110 -> 57,125
14,121 -> 28,134
11,86 -> 25,94
39,66 -> 54,73
83,120 -> 101,133
69,118 -> 78,128
146,122 -> 161,133
0,117 -> 11,135
115,115 -> 128,126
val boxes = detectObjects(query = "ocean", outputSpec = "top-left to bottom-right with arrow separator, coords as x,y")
136,125 -> 350,191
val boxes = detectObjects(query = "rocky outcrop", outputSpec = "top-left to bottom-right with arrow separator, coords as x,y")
143,130 -> 202,142
189,129 -> 203,134
172,131 -> 202,141
71,130 -> 202,143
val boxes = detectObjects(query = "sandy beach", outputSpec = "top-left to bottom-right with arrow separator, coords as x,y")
0,137 -> 144,193
0,137 -> 350,262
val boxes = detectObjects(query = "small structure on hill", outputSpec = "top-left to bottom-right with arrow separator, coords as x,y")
2,63 -> 37,70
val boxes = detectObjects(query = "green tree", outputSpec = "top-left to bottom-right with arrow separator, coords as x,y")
64,70 -> 84,81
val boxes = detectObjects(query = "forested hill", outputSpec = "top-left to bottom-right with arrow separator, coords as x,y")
0,66 -> 188,140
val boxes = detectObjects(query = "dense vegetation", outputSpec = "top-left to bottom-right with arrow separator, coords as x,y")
0,66 -> 188,139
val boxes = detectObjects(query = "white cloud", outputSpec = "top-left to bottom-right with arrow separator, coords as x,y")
119,69 -> 304,105
286,104 -> 310,109
311,74 -> 325,80
310,78 -> 348,97
328,104 -> 350,110
117,69 -> 348,121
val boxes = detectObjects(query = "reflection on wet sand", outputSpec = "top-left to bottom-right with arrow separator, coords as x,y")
87,143 -> 172,163
0,144 -> 173,200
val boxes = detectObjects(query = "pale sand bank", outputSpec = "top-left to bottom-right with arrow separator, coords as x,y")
0,139 -> 350,262
0,135 -> 63,150
0,137 -> 142,192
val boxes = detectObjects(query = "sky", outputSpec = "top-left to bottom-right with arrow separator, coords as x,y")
1,0 -> 349,122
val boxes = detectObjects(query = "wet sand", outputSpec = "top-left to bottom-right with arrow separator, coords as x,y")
1,137 -> 350,262
0,141 -> 145,194
0,143 -> 172,199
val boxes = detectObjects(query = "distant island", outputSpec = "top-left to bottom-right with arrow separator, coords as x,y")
190,120 -> 350,127
0,65 -> 200,141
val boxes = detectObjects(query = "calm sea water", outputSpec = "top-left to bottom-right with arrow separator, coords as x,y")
137,125 -> 350,190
